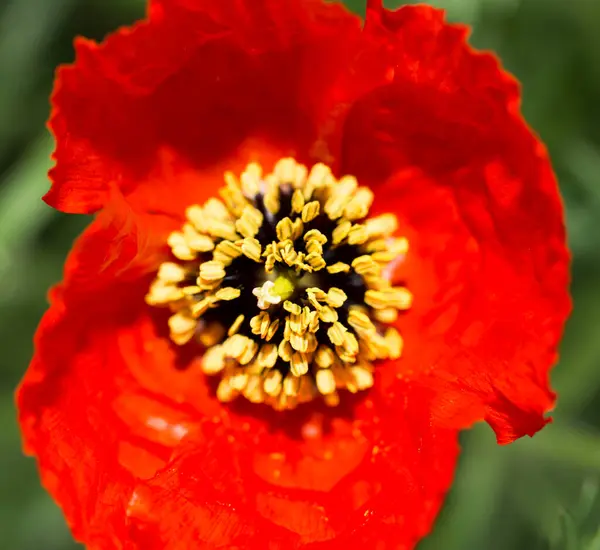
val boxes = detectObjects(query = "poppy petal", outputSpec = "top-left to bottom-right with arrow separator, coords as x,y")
127,385 -> 458,549
19,209 -> 459,548
342,4 -> 570,443
45,0 -> 365,215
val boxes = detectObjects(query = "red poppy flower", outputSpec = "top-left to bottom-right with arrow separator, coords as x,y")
18,0 -> 570,549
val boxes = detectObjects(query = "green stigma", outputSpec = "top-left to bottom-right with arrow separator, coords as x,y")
272,274 -> 295,301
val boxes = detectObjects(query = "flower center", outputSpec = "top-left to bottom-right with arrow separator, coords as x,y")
146,158 -> 412,410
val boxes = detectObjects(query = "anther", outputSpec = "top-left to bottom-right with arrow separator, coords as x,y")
146,158 -> 411,410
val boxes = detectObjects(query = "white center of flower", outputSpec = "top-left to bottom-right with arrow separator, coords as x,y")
252,281 -> 282,310
252,274 -> 296,310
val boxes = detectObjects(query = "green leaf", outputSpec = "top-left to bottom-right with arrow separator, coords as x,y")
0,135 -> 57,301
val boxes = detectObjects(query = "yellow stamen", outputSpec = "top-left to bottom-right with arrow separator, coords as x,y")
304,229 -> 327,244
215,287 -> 241,301
157,262 -> 187,283
199,261 -> 226,282
235,205 -> 264,238
326,262 -> 350,274
326,288 -> 347,308
168,313 -> 196,345
199,322 -> 226,347
316,369 -> 336,395
257,344 -> 278,368
264,370 -> 283,396
283,301 -> 302,315
327,322 -> 347,347
190,297 -> 215,318
167,232 -> 196,261
241,237 -> 262,262
228,314 -> 245,336
146,158 -> 412,410
290,352 -> 309,376
265,319 -> 280,342
315,345 -> 335,368
365,288 -> 413,310
301,201 -> 320,223
202,346 -> 226,374
183,224 -> 215,252
239,163 -> 262,196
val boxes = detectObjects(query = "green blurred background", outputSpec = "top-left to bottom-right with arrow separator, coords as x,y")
0,0 -> 599,548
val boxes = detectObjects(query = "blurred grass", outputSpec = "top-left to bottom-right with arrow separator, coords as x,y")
0,0 -> 599,548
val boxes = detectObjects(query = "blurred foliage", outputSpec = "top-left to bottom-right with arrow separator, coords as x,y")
0,0 -> 598,548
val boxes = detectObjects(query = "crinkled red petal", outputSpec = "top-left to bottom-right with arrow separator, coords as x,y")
127,384 -> 457,550
18,209 -> 458,549
343,3 -> 570,443
23,0 -> 571,547
45,0 -> 373,214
